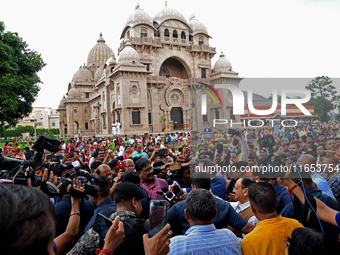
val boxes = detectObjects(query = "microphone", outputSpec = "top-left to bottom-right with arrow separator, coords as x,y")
227,138 -> 239,153
161,186 -> 168,193
172,185 -> 183,197
167,178 -> 173,185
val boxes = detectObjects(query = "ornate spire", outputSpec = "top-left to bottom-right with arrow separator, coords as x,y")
189,13 -> 195,21
165,0 -> 167,7
97,32 -> 105,43
220,50 -> 225,57
135,2 -> 139,9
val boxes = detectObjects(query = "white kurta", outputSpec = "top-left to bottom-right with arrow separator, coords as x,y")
112,124 -> 116,135
115,122 -> 121,135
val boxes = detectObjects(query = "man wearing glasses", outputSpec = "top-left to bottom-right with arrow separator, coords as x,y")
135,158 -> 168,200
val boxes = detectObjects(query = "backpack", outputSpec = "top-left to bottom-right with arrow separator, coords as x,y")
112,217 -> 149,255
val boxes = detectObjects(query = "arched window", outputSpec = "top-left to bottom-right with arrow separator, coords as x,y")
173,30 -> 178,38
198,36 -> 204,46
230,109 -> 235,120
215,110 -> 220,119
154,29 -> 159,37
189,34 -> 193,42
164,28 -> 169,37
141,28 -> 147,38
181,31 -> 186,39
127,31 -> 130,39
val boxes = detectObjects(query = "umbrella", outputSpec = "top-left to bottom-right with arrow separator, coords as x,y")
190,130 -> 199,133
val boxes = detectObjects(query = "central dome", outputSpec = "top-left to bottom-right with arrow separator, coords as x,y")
153,6 -> 189,26
87,33 -> 114,69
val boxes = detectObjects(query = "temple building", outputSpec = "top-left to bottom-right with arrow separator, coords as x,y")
57,3 -> 243,138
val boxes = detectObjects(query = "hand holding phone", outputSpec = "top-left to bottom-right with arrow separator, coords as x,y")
149,200 -> 168,237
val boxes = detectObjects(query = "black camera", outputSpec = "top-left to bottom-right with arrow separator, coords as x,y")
258,135 -> 276,150
228,129 -> 240,136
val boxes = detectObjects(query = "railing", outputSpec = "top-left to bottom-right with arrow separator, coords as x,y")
173,38 -> 178,43
181,39 -> 186,44
130,124 -> 143,129
174,124 -> 190,131
191,45 -> 216,53
147,76 -> 190,85
118,37 -> 162,52
164,37 -> 170,41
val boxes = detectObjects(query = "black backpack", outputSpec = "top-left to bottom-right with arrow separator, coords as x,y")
112,217 -> 149,255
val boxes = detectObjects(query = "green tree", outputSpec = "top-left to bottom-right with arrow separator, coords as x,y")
0,21 -> 46,128
305,76 -> 338,122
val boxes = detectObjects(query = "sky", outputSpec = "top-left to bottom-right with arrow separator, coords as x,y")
0,0 -> 339,109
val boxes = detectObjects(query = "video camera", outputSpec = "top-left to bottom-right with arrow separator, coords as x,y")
0,136 -> 99,197
256,135 -> 285,179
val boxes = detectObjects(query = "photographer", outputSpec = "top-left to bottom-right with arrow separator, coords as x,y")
83,175 -> 116,233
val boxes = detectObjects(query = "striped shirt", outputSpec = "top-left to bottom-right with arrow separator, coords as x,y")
168,224 -> 242,255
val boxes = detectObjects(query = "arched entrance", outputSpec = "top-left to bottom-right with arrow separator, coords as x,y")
159,57 -> 189,79
171,107 -> 183,130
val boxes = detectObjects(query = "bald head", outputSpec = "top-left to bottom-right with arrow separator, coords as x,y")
96,164 -> 112,185
297,154 -> 316,166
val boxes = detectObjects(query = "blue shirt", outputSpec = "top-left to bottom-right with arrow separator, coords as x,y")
211,176 -> 226,199
273,180 -> 292,214
336,212 -> 340,230
168,224 -> 242,255
281,187 -> 340,240
132,151 -> 148,159
55,195 -> 95,237
84,198 -> 116,233
168,196 -> 248,234
311,172 -> 335,199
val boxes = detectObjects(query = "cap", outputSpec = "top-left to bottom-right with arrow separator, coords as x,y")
114,182 -> 145,199
232,161 -> 248,169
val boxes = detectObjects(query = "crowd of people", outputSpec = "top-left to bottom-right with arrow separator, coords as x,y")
1,122 -> 340,255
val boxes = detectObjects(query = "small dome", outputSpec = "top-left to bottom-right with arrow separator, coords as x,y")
72,66 -> 93,83
59,96 -> 67,106
87,33 -> 114,68
94,65 -> 105,83
118,42 -> 140,65
153,6 -> 189,26
106,54 -> 116,66
68,87 -> 81,98
189,15 -> 209,36
213,51 -> 232,72
125,4 -> 153,28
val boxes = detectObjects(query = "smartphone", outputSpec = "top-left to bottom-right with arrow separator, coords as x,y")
326,151 -> 336,158
118,161 -> 126,169
170,163 -> 181,171
69,153 -> 74,158
156,149 -> 168,156
149,200 -> 168,237
93,213 -> 113,238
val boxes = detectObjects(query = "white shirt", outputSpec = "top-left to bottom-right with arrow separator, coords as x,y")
230,201 -> 258,227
